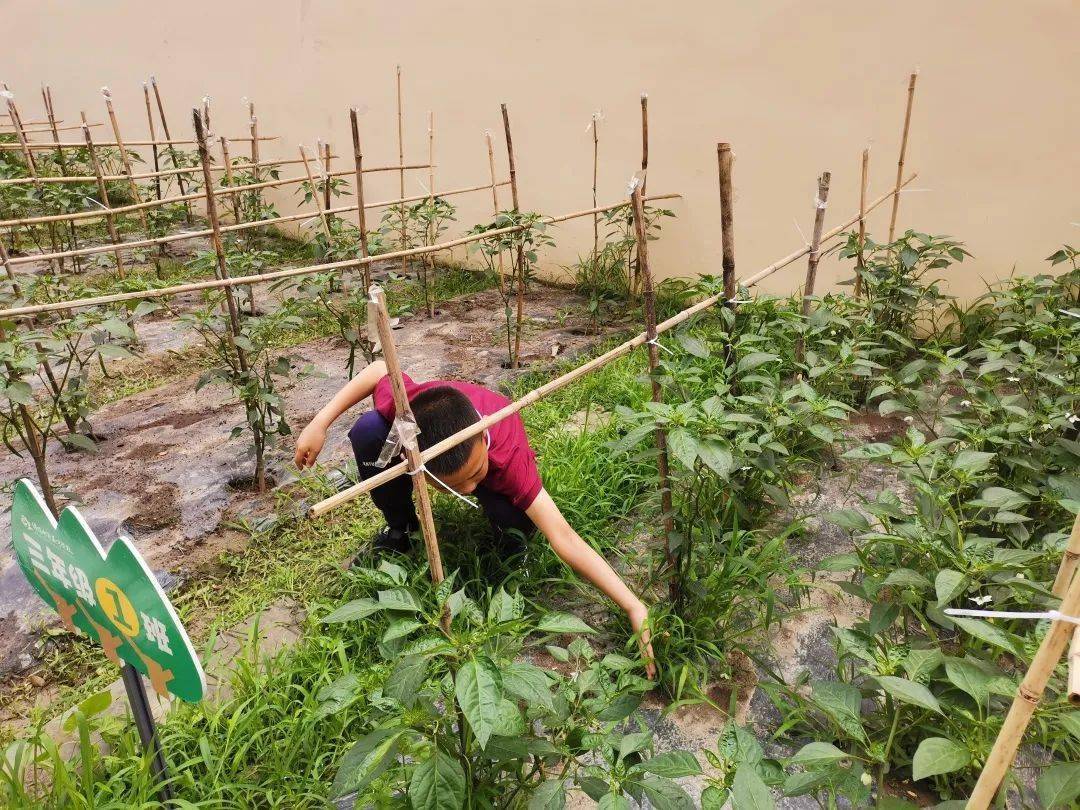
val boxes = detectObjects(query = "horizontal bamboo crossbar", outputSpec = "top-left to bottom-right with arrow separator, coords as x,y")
0,193 -> 680,316
0,122 -> 103,134
0,164 -> 434,228
308,176 -> 914,517
0,136 -> 277,150
6,179 -> 511,268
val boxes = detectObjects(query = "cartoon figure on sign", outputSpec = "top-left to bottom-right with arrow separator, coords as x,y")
10,479 -> 205,702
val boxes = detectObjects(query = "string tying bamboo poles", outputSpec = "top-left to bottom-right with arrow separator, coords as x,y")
5,175 -> 504,270
368,285 -> 447,591
149,76 -> 191,223
0,192 -> 682,319
484,130 -> 507,298
887,71 -> 918,242
395,65 -> 408,279
717,143 -> 736,303
794,172 -> 832,365
349,108 -> 372,291
854,147 -> 870,298
308,178 -> 914,518
81,115 -> 126,279
630,177 -> 677,591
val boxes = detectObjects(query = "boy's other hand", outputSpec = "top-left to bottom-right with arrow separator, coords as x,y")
628,601 -> 656,679
294,421 -> 327,469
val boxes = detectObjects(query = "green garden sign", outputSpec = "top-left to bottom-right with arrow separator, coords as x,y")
10,478 -> 205,703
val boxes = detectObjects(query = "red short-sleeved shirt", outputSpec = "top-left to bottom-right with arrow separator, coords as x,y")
372,374 -> 544,511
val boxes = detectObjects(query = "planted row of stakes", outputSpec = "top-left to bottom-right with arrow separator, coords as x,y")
1,68 -> 1077,807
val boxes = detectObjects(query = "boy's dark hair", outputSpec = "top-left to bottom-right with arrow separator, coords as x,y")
412,386 -> 481,475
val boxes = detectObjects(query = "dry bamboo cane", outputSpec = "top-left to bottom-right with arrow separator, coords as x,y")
321,141 -> 333,214
966,569 -> 1080,808
484,131 -> 507,298
368,284 -> 447,592
143,84 -> 162,202
396,66 -> 408,279
424,112 -> 436,317
192,111 -> 249,378
854,147 -> 870,299
717,143 -> 736,303
794,172 -> 832,365
202,98 -> 211,135
0,135 -> 273,151
0,192 -> 681,320
591,112 -> 600,260
0,155 -> 320,186
299,145 -> 332,239
887,72 -> 917,243
249,103 -> 260,183
349,108 -> 372,290
43,86 -> 82,273
81,117 -> 126,278
1051,513 -> 1080,705
5,177 -> 509,269
640,93 -> 649,196
630,182 -> 676,583
308,180 -> 913,518
102,88 -> 152,238
220,137 -> 242,223
500,103 -> 525,368
150,77 -> 192,222
5,94 -> 64,274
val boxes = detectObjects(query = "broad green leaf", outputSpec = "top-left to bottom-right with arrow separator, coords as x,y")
638,775 -> 695,810
875,675 -> 942,714
636,751 -> 701,778
676,332 -> 710,358
409,750 -> 465,810
377,588 -> 421,612
883,568 -> 932,590
951,616 -> 1020,655
902,648 -> 943,682
455,658 -> 501,749
487,587 -> 522,623
701,785 -> 726,810
697,440 -> 733,478
810,680 -> 865,741
934,570 -> 967,607
790,741 -> 849,766
382,617 -> 423,643
597,692 -> 642,721
597,793 -> 630,810
1037,763 -> 1080,808
314,673 -> 360,719
528,779 -> 567,810
491,698 -> 525,736
502,662 -> 554,712
738,351 -> 779,373
384,655 -> 427,708
969,486 -> 1028,510
323,598 -> 382,623
950,450 -> 994,474
667,429 -> 697,469
330,728 -> 403,798
823,509 -> 870,532
911,737 -> 969,781
536,613 -> 596,634
730,766 -> 775,810
944,658 -> 991,706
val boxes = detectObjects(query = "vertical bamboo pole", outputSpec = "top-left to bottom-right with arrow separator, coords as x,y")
149,77 -> 191,223
349,108 -> 372,291
854,147 -> 870,299
368,284 -> 446,592
717,143 -> 735,303
591,111 -> 600,260
299,145 -> 332,240
630,182 -> 676,586
249,102 -> 260,182
102,88 -> 152,236
322,141 -> 333,212
501,104 -> 524,368
967,571 -> 1080,808
219,136 -> 241,223
395,66 -> 408,279
1052,513 -> 1080,705
887,72 -> 917,243
484,131 -> 506,298
201,97 -> 211,135
5,93 -> 63,274
142,84 -> 162,202
794,172 -> 832,365
42,86 -> 82,273
640,93 -> 649,195
424,112 -> 435,317
81,115 -> 126,278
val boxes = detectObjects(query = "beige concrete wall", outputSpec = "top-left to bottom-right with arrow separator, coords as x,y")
5,1 -> 1077,299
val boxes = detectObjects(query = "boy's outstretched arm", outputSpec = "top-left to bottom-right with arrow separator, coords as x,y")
526,489 -> 656,678
294,360 -> 388,468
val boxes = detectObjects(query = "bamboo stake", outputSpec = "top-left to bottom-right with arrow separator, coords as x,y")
854,147 -> 870,298
424,112 -> 436,317
142,84 -> 163,202
396,65 -> 408,279
0,136 -> 275,151
220,136 -> 243,223
4,92 -> 63,274
321,141 -> 333,213
591,112 -> 601,259
81,116 -> 126,278
6,176 -> 509,268
299,145 -> 332,239
368,284 -> 446,590
501,104 -> 520,211
500,103 -> 525,367
484,131 -> 506,297
308,180 -> 914,517
193,110 -> 250,396
150,77 -> 191,222
249,103 -> 260,182
794,172 -> 831,364
0,193 -> 681,319
202,97 -> 211,135
717,143 -> 735,303
1052,513 -> 1080,705
630,181 -> 676,582
102,88 -> 152,237
349,108 -> 372,290
43,86 -> 82,273
887,71 -> 917,243
640,93 -> 649,195
1068,628 -> 1080,705
966,570 -> 1080,808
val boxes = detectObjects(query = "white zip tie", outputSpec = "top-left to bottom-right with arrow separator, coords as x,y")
0,90 -> 13,101
100,87 -> 112,100
728,297 -> 754,305
585,110 -> 604,132
945,608 -> 1080,627
814,197 -> 828,210
627,175 -> 642,196
407,464 -> 480,510
646,336 -> 674,355
1059,309 -> 1080,320
82,196 -> 109,211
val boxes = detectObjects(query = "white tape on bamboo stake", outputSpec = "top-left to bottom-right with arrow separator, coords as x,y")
945,608 -> 1080,627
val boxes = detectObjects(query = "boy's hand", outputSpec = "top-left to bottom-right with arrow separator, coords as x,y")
294,421 -> 327,469
628,601 -> 656,680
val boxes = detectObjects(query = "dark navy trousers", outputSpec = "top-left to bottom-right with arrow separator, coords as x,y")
348,410 -> 535,543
